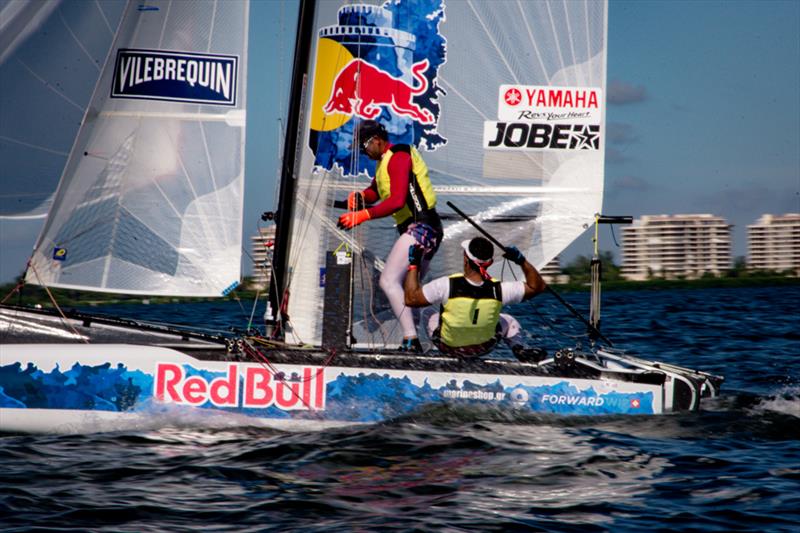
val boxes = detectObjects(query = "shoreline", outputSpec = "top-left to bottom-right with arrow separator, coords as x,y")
1,275 -> 798,307
549,275 -> 800,292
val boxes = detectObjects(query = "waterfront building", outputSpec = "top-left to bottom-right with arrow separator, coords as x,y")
539,256 -> 566,284
747,214 -> 800,276
621,214 -> 732,280
250,225 -> 276,290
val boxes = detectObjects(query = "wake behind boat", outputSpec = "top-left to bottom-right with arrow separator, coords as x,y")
0,0 -> 722,434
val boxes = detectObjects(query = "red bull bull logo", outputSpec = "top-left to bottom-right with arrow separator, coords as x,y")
309,1 -> 446,175
324,58 -> 434,124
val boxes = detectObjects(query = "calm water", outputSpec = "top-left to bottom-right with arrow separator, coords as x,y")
2,286 -> 799,532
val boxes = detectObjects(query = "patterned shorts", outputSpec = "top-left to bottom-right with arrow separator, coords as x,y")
406,222 -> 443,259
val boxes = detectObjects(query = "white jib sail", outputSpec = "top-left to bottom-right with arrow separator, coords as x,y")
25,0 -> 249,297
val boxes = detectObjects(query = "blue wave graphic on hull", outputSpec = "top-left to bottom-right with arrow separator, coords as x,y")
0,363 -> 654,419
0,362 -> 152,412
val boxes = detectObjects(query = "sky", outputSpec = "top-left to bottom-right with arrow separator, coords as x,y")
0,0 -> 798,284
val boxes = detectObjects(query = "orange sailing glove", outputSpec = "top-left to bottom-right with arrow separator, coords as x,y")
347,191 -> 365,211
337,209 -> 370,230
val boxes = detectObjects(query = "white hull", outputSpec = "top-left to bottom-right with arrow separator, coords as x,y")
0,306 -> 723,434
0,339 -> 721,434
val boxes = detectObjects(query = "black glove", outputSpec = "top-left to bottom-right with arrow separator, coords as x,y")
503,245 -> 526,266
408,244 -> 424,267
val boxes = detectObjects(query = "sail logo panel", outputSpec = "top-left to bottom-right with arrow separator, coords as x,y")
111,49 -> 239,106
485,85 -> 603,151
308,2 -> 447,177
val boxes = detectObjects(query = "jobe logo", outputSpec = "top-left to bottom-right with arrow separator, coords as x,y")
154,363 -> 326,410
484,122 -> 600,151
324,58 -> 434,124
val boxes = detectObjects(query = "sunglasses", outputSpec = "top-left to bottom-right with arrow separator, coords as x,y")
361,135 -> 375,153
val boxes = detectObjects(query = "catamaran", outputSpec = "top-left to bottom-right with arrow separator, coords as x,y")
0,0 -> 722,434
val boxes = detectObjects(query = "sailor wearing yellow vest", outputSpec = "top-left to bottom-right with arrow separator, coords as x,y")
403,237 -> 547,359
337,120 -> 443,353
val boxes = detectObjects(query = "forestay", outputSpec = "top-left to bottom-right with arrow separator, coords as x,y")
25,0 -> 249,296
281,0 -> 607,346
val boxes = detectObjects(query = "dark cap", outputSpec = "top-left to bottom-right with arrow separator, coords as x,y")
357,119 -> 388,141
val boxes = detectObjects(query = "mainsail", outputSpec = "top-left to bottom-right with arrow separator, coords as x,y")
278,0 -> 607,346
24,0 -> 249,296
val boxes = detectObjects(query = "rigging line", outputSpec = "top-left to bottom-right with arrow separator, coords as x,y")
93,0 -> 114,36
359,245 -> 391,346
436,78 -> 547,174
157,0 -> 172,49
466,0 -> 519,84
0,136 -> 68,157
583,0 -> 592,87
354,242 -> 371,345
561,0 -> 578,86
609,223 -> 620,248
206,0 -> 218,53
545,1 -> 568,84
284,182 -> 330,277
16,59 -> 84,113
515,0 -> 550,85
27,262 -> 89,343
0,280 -> 26,305
280,159 -> 337,275
239,343 -> 318,411
57,9 -> 101,73
273,119 -> 284,205
228,290 -> 252,328
297,194 -> 383,269
360,258 -> 385,347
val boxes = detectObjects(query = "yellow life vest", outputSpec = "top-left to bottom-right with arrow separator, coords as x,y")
439,274 -> 503,348
375,144 -> 436,226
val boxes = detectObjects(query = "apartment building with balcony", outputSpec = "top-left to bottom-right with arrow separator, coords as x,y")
249,225 -> 276,290
747,213 -> 800,275
621,214 -> 732,281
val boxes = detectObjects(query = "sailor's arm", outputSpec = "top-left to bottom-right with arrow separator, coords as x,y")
404,244 -> 430,307
520,259 -> 547,300
365,151 -> 411,219
503,245 -> 547,300
404,265 -> 430,307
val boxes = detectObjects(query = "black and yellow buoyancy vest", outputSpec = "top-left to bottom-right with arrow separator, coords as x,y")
375,144 -> 436,227
439,274 -> 503,348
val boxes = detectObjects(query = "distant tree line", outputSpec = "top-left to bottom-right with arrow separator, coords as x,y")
556,253 -> 798,288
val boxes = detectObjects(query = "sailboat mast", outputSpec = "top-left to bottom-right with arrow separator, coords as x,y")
268,0 -> 317,328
